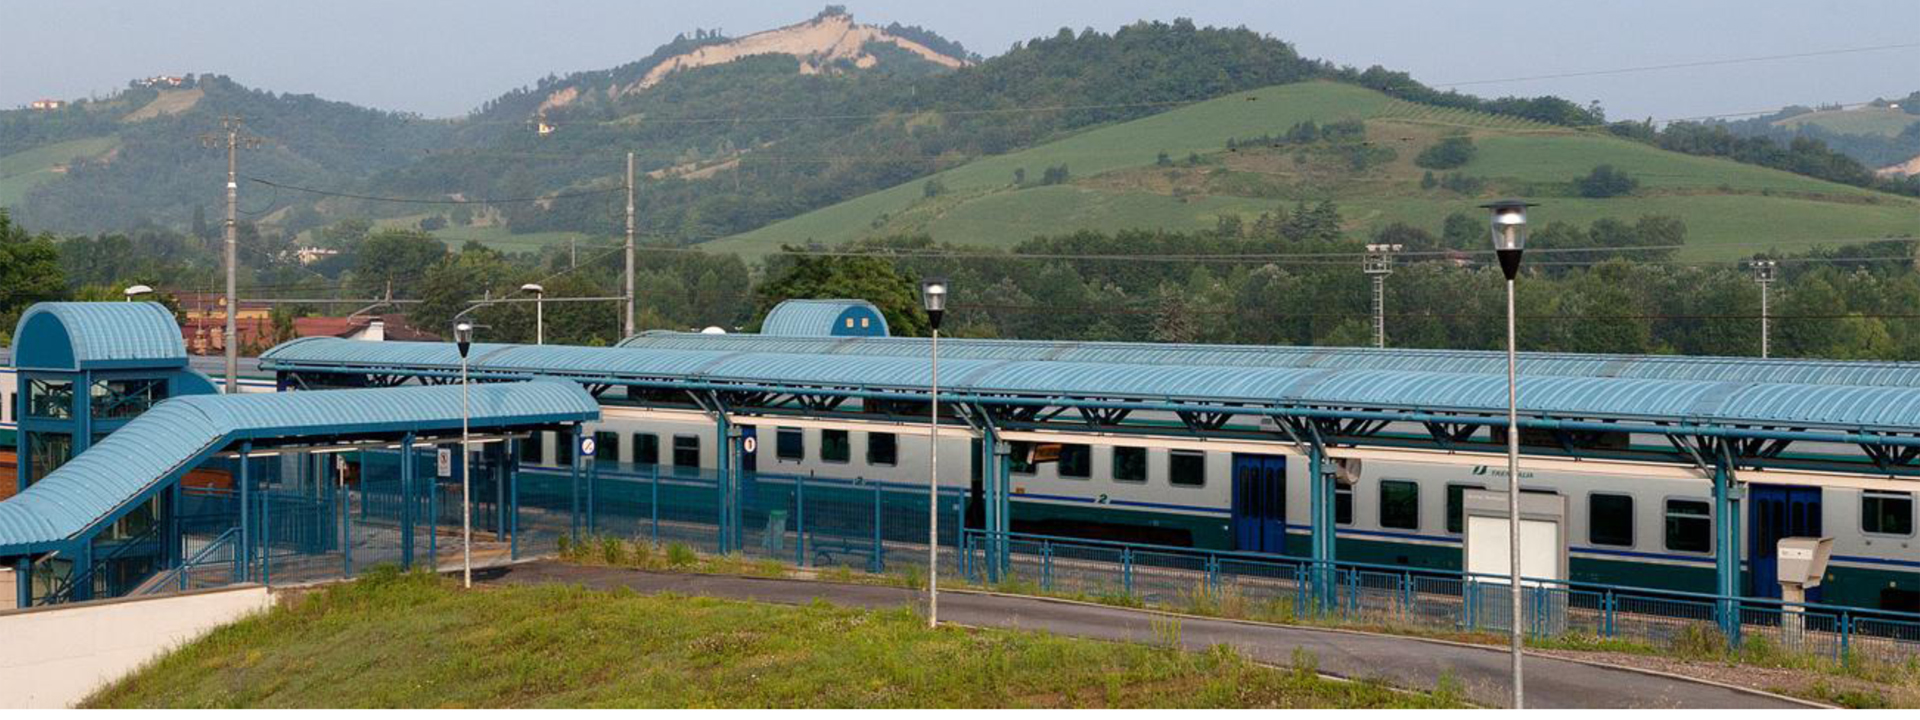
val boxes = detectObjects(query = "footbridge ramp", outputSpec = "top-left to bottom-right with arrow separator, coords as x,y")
0,381 -> 600,560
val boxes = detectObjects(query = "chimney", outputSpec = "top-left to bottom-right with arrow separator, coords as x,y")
365,319 -> 385,342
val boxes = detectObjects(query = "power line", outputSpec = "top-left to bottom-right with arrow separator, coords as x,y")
954,303 -> 1920,322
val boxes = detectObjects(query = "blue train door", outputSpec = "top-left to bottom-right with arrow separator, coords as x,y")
1749,485 -> 1823,600
1232,454 -> 1288,554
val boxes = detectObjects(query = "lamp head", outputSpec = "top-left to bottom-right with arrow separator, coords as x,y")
520,283 -> 544,295
124,284 -> 154,301
1479,199 -> 1537,280
921,277 -> 949,331
453,320 -> 474,358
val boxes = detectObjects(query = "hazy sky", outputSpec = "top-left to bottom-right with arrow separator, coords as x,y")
2,0 -> 1915,121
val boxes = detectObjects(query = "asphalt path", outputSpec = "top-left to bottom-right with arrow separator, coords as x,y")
477,561 -> 1816,709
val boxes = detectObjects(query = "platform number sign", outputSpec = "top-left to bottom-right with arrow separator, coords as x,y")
580,435 -> 597,459
436,447 -> 452,477
742,436 -> 757,454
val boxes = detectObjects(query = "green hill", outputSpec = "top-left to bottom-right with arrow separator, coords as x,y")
706,82 -> 1920,261
0,135 -> 119,207
1775,105 -> 1919,137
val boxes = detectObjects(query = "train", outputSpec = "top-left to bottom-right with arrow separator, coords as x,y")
518,405 -> 1919,612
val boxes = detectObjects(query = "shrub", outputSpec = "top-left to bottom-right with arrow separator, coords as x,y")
1576,164 -> 1640,197
1415,136 -> 1476,169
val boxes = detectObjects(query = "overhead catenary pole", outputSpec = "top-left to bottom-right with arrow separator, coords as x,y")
625,151 -> 636,338
203,116 -> 258,393
1752,260 -> 1777,358
1363,243 -> 1401,349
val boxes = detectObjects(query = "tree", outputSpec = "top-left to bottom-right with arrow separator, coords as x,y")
1041,164 -> 1071,185
0,210 -> 66,342
1576,164 -> 1640,197
352,229 -> 447,298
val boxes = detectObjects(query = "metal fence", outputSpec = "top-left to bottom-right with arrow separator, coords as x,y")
959,528 -> 1920,664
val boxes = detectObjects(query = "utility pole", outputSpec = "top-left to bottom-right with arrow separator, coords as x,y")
1363,243 -> 1401,349
202,116 -> 259,393
625,151 -> 636,338
1752,260 -> 1777,358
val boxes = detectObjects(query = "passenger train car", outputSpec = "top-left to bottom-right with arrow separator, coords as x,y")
513,404 -> 1920,612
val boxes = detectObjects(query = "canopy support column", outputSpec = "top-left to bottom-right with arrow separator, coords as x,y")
400,433 -> 414,570
1712,440 -> 1744,646
239,442 -> 252,581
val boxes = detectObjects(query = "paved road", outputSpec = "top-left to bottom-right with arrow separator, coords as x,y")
477,561 -> 1813,709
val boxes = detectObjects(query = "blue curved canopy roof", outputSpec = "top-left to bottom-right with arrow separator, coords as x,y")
619,331 -> 1920,389
260,337 -> 1920,434
0,380 -> 600,554
8,302 -> 187,371
759,299 -> 890,337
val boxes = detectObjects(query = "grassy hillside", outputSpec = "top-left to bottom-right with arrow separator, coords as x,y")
708,82 -> 1920,260
1775,105 -> 1919,137
86,570 -> 1450,708
0,135 -> 118,207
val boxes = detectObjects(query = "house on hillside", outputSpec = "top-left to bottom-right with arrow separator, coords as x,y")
27,99 -> 66,110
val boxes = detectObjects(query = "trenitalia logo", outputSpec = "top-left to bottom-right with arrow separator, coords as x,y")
1471,465 -> 1535,478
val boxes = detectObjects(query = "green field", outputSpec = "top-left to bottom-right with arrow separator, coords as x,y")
706,82 -> 1920,260
85,569 -> 1450,708
0,135 -> 118,207
1774,106 -> 1920,137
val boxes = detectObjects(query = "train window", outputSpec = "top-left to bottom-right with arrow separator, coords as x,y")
1336,485 -> 1353,525
1168,450 -> 1206,487
556,432 -> 574,466
1112,447 -> 1147,483
1058,444 -> 1091,479
1379,480 -> 1419,530
1588,493 -> 1635,547
634,433 -> 659,465
1446,484 -> 1482,534
867,432 -> 897,466
673,435 -> 700,467
776,427 -> 804,461
521,433 -> 545,464
1664,499 -> 1712,553
821,429 -> 851,464
594,431 -> 621,463
1863,491 -> 1914,536
1009,441 -> 1036,475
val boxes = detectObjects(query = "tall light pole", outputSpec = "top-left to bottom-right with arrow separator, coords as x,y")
123,284 -> 154,302
1363,243 -> 1401,348
1483,199 -> 1534,709
454,320 -> 475,589
521,283 -> 546,345
1751,260 -> 1777,358
922,277 -> 949,628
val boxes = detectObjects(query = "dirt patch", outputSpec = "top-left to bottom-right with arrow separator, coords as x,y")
623,13 -> 966,94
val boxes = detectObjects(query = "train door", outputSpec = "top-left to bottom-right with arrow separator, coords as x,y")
1232,454 -> 1288,555
1749,485 -> 1823,600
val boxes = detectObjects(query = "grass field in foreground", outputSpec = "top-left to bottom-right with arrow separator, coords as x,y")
87,569 -> 1456,708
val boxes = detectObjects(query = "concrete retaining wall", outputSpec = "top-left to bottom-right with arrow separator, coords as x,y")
0,584 -> 271,708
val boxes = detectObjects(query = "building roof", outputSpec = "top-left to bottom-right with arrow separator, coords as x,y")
292,314 -> 440,342
619,331 -> 1920,389
260,337 -> 1920,435
0,381 -> 600,554
7,302 -> 188,371
758,299 -> 890,337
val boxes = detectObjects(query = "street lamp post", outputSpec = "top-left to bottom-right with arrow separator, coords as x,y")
1363,244 -> 1401,348
922,277 -> 949,628
123,284 -> 154,302
1483,199 -> 1534,709
521,283 -> 546,345
454,320 -> 475,589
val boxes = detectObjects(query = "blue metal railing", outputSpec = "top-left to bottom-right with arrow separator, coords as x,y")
138,527 -> 241,596
958,528 -> 1920,662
